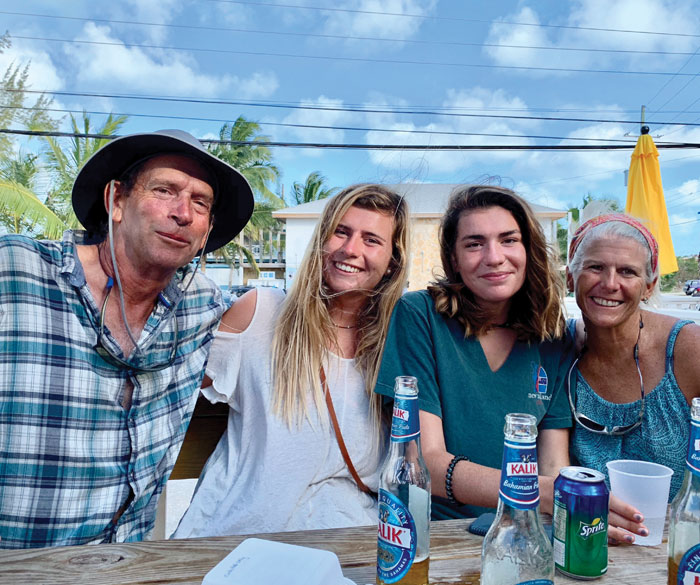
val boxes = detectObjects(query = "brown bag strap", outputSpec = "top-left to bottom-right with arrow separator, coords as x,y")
321,366 -> 372,494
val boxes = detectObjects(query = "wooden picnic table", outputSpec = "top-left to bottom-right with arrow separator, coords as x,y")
0,518 -> 667,584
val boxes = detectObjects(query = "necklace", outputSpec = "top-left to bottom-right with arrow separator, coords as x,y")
331,320 -> 357,329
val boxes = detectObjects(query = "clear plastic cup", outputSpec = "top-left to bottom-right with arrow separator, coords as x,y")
606,459 -> 673,546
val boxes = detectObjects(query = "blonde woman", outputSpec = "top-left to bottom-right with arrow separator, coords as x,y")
174,184 -> 410,537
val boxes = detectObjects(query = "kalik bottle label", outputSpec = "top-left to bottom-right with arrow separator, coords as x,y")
377,489 -> 417,583
390,394 -> 419,443
677,543 -> 700,584
687,419 -> 700,478
498,440 -> 539,510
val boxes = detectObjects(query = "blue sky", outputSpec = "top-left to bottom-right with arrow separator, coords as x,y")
2,0 -> 699,255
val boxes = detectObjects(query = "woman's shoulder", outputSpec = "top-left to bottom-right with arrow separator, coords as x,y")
399,289 -> 436,311
642,310 -> 697,345
219,287 -> 286,334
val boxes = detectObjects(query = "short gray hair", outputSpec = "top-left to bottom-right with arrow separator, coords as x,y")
568,220 -> 659,305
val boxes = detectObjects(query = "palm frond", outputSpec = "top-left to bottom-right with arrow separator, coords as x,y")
0,180 -> 67,238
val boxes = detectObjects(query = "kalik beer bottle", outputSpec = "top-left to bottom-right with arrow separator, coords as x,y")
481,412 -> 554,585
668,397 -> 700,585
377,376 -> 431,585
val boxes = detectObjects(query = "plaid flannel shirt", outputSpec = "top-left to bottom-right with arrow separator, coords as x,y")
0,231 -> 224,548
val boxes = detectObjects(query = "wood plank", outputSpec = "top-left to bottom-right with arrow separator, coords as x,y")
169,397 -> 228,480
0,520 -> 670,585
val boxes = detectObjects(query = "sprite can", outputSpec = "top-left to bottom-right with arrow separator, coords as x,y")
552,466 -> 609,580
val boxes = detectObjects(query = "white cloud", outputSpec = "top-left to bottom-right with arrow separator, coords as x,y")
118,0 -> 183,43
484,7 -> 562,70
364,87 -> 539,176
677,179 -> 700,195
0,40 -> 63,92
485,0 -> 700,73
211,2 -> 254,27
323,0 -> 438,49
279,96 -> 351,158
65,23 -> 278,99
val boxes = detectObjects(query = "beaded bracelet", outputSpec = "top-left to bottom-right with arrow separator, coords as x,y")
445,455 -> 469,505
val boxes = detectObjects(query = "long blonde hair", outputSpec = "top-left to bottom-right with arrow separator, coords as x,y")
428,185 -> 565,341
271,184 -> 410,426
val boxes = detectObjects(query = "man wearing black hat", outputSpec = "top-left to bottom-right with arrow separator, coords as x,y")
0,130 -> 254,549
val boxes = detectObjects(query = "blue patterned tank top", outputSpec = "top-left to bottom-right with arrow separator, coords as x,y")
570,319 -> 693,501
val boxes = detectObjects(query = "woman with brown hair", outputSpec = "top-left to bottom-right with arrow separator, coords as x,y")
376,185 -> 572,519
174,184 -> 410,537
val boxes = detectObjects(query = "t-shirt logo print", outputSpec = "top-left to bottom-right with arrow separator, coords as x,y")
533,364 -> 548,393
528,363 -> 550,401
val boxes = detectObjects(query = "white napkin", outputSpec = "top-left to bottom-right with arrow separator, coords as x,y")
202,538 -> 356,585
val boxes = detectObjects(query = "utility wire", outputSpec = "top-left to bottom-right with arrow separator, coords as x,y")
11,34 -> 700,78
3,10 -> 699,56
670,218 -> 700,226
0,104 -> 661,144
3,128 -> 699,150
527,152 -> 700,186
9,88 -> 700,127
204,0 -> 700,39
646,45 -> 700,118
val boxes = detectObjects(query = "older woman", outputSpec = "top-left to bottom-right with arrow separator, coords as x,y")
567,214 -> 700,540
375,185 -> 573,520
174,184 -> 410,537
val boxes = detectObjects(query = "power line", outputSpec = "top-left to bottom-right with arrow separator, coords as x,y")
0,104 -> 660,144
204,1 -> 700,39
3,128 -> 699,150
11,34 -> 700,78
647,48 -> 700,121
528,152 -> 700,186
666,191 -> 700,208
3,11 -> 699,57
670,218 -> 700,227
10,88 -> 700,128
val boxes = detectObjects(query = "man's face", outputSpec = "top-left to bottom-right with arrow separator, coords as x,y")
109,154 -> 214,276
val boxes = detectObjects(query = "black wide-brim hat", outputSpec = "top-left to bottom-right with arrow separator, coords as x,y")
72,129 -> 254,254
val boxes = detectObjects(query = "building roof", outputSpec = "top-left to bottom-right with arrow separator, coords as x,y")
273,183 -> 567,219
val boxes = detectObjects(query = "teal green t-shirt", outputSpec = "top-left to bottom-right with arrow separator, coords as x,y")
375,290 -> 574,520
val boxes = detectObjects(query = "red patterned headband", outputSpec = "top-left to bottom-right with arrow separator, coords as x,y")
568,213 -> 659,275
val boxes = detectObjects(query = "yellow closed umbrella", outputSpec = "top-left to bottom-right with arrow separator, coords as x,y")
625,126 -> 677,275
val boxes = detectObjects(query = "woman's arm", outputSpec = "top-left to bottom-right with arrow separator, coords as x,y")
673,322 -> 700,402
421,412 -> 567,514
601,320 -> 700,544
219,289 -> 258,335
420,410 -> 502,509
201,289 -> 258,390
537,428 -> 569,513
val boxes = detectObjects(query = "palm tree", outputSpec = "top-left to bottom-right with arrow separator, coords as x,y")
41,112 -> 127,227
1,34 -> 58,161
206,117 -> 284,275
0,149 -> 67,238
206,117 -> 282,206
290,171 -> 338,205
217,202 -> 280,272
0,181 -> 67,239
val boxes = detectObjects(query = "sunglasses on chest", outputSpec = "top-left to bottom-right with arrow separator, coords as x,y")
566,316 -> 645,436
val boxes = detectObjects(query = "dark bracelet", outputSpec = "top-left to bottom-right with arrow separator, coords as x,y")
445,455 -> 469,505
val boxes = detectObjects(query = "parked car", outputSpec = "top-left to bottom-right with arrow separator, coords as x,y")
229,285 -> 254,298
684,280 -> 700,295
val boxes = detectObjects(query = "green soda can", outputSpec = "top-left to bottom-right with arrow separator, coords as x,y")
552,466 -> 609,580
